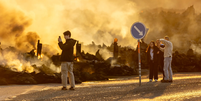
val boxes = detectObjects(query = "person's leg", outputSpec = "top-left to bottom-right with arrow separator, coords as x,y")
162,68 -> 165,80
67,62 -> 75,88
163,57 -> 169,80
154,64 -> 159,80
149,61 -> 154,81
61,62 -> 68,88
162,57 -> 165,80
168,57 -> 173,80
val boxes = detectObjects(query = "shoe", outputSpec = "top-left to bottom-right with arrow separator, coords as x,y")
155,79 -> 158,82
161,80 -> 169,83
69,87 -> 75,90
169,80 -> 173,82
61,87 -> 67,90
149,79 -> 152,82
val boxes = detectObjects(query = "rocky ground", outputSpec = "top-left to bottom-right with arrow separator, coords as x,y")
1,71 -> 201,101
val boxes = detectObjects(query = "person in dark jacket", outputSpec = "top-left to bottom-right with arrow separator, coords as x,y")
156,40 -> 165,80
146,41 -> 160,82
58,30 -> 76,90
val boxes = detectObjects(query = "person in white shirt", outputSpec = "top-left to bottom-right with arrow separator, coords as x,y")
158,36 -> 173,83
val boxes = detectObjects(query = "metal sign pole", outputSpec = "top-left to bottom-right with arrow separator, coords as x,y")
138,39 -> 141,86
131,22 -> 147,86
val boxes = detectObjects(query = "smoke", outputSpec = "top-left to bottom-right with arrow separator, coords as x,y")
0,0 -> 201,68
99,48 -> 113,60
16,32 -> 40,50
0,0 -> 140,51
141,5 -> 201,54
0,1 -> 40,51
1,0 -> 201,52
0,47 -> 34,72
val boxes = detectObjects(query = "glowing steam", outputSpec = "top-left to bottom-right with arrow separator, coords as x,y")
1,0 -> 201,73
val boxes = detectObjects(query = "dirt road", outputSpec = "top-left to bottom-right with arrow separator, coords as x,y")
1,72 -> 201,101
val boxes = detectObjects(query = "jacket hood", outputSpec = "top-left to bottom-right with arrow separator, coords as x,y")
68,38 -> 76,46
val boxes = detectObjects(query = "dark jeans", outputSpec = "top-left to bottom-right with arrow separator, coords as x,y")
158,64 -> 165,80
162,67 -> 165,80
149,60 -> 158,80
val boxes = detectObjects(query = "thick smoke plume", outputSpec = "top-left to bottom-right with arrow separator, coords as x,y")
1,0 -> 201,53
0,2 -> 39,51
1,0 -> 201,73
141,5 -> 201,54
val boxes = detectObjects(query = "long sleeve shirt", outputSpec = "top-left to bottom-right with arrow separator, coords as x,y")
160,39 -> 173,57
58,39 -> 76,62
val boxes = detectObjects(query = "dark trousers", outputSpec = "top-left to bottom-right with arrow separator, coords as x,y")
158,64 -> 165,80
149,60 -> 158,80
162,67 -> 165,80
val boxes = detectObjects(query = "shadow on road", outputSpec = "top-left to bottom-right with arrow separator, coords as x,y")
116,81 -> 172,100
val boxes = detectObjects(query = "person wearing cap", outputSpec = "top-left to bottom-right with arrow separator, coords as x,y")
58,30 -> 77,90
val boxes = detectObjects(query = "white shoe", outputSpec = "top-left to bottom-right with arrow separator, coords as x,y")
149,79 -> 152,82
155,79 -> 158,82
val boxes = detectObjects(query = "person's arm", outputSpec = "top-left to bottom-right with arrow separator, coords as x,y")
160,39 -> 171,46
58,36 -> 64,50
58,40 -> 75,50
155,47 -> 160,54
160,47 -> 165,52
58,42 -> 65,50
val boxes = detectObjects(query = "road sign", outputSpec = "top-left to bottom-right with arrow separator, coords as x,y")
130,22 -> 148,86
131,22 -> 146,40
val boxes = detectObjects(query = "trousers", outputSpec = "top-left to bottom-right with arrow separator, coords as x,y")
149,60 -> 158,80
61,62 -> 75,88
164,57 -> 173,80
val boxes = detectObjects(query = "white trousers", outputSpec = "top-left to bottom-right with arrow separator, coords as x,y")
164,57 -> 173,80
61,62 -> 75,88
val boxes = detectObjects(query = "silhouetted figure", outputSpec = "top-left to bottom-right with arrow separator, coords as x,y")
156,40 -> 165,80
37,40 -> 42,57
159,44 -> 165,80
113,38 -> 118,59
76,41 -> 81,56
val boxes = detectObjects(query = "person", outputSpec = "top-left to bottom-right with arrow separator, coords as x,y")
58,30 -> 77,90
158,36 -> 173,83
156,40 -> 165,80
146,41 -> 160,82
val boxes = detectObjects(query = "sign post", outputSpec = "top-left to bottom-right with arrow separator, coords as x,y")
131,22 -> 147,86
138,39 -> 141,86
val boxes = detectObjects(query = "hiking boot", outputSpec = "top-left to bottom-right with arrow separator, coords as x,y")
61,87 -> 67,90
69,87 -> 75,90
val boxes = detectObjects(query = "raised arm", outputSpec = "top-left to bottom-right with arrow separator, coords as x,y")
160,39 -> 169,45
160,39 -> 173,48
58,40 -> 76,50
160,47 -> 165,52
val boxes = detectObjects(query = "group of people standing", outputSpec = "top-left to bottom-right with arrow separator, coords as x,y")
57,30 -> 174,90
146,36 -> 173,83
